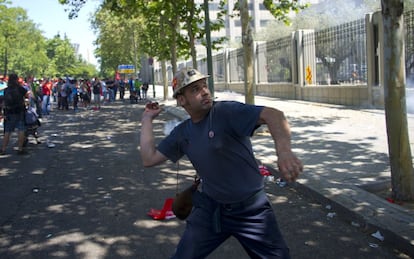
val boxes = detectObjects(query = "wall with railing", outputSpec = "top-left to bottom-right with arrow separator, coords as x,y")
153,9 -> 414,108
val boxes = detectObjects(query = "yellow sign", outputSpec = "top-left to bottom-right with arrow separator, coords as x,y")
118,64 -> 135,74
306,65 -> 312,85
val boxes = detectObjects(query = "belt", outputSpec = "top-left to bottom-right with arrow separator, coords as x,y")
212,189 -> 266,233
220,189 -> 265,211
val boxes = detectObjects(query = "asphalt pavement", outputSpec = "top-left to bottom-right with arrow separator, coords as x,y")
0,87 -> 413,258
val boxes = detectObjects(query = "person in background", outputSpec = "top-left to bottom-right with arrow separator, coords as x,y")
66,77 -> 74,108
86,79 -> 92,104
112,78 -> 119,101
134,77 -> 142,100
23,98 -> 41,146
30,79 -> 42,118
92,77 -> 102,110
60,79 -> 69,110
0,75 -> 6,123
52,79 -> 58,103
72,80 -> 79,112
56,78 -> 64,110
141,82 -> 149,100
41,79 -> 52,115
1,73 -> 29,155
105,78 -> 115,102
140,68 -> 303,258
101,79 -> 108,103
79,79 -> 90,108
119,79 -> 125,100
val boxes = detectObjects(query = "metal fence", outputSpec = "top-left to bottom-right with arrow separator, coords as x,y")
202,17 -> 369,86
164,9 -> 414,88
310,18 -> 367,85
265,36 -> 292,83
405,9 -> 414,84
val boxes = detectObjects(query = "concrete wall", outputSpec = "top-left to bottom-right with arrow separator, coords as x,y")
215,82 -> 371,106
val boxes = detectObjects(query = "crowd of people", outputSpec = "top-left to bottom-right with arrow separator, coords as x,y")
0,73 -> 149,155
2,68 -> 304,257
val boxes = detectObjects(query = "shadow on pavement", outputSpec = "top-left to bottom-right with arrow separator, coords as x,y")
0,99 -> 410,258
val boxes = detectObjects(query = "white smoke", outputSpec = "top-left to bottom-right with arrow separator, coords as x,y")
407,77 -> 414,114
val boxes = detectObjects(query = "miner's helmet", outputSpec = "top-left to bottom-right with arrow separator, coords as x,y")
172,68 -> 209,98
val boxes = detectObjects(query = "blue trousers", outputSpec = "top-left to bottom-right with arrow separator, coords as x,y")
171,190 -> 290,259
42,95 -> 50,115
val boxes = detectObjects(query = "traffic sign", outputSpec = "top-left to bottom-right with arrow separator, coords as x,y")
118,64 -> 135,74
306,65 -> 312,85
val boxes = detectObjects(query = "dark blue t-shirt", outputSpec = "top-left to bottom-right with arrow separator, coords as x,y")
4,85 -> 27,114
157,101 -> 265,203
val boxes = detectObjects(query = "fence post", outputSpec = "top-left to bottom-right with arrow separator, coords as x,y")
365,12 -> 375,106
255,41 -> 267,84
224,48 -> 231,90
293,29 -> 315,100
366,11 -> 385,107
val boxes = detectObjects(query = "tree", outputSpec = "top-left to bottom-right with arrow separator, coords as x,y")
237,0 -> 307,104
0,1 -> 97,79
382,0 -> 414,201
0,4 -> 25,76
59,0 -> 226,89
90,7 -> 144,77
239,0 -> 254,104
58,0 -> 87,19
11,21 -> 49,78
103,0 -> 183,97
294,0 -> 372,29
44,34 -> 96,78
59,0 -> 307,104
137,2 -> 179,99
0,3 -> 50,77
313,22 -> 365,84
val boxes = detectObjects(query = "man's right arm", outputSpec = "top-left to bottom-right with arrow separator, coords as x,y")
140,109 -> 168,167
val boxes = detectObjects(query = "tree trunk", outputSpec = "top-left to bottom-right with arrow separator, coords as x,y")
161,60 -> 168,100
170,33 -> 178,75
382,0 -> 414,200
187,1 -> 197,69
240,0 -> 255,105
169,14 -> 180,75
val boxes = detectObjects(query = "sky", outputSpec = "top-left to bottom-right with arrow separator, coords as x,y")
10,0 -> 100,66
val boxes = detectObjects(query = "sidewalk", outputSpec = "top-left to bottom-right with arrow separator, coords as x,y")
150,85 -> 414,256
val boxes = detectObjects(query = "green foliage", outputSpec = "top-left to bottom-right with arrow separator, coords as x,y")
0,2 -> 97,79
59,0 -> 86,19
91,7 -> 144,77
263,0 -> 308,25
62,0 -> 227,72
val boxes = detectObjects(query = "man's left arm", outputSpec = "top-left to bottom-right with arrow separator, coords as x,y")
257,107 -> 303,182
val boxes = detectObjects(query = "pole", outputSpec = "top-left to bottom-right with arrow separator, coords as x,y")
152,65 -> 155,98
204,0 -> 214,97
149,57 -> 155,98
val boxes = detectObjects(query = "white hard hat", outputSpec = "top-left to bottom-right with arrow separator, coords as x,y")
172,68 -> 209,98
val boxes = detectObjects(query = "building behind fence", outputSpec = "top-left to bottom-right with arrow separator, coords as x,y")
152,10 -> 414,108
